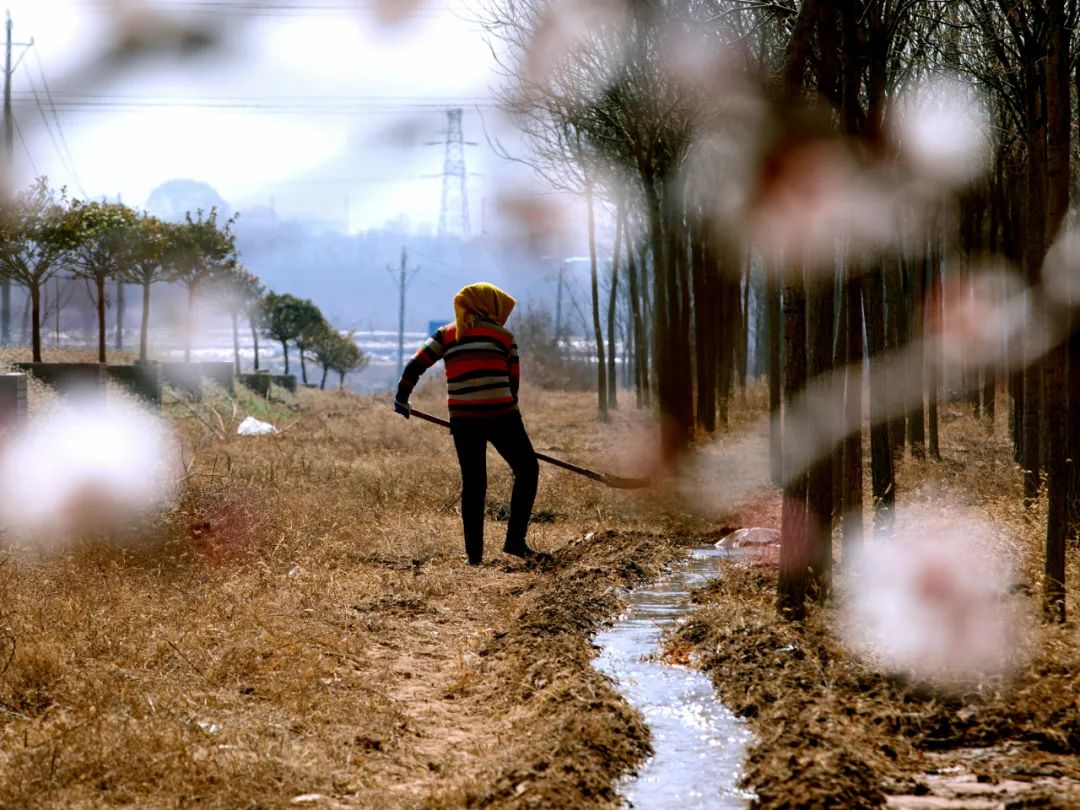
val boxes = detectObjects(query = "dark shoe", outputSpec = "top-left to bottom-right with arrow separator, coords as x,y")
502,543 -> 535,559
467,557 -> 482,567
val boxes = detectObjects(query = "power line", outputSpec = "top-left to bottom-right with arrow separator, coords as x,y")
23,70 -> 84,194
12,115 -> 38,176
74,0 -> 455,17
9,94 -> 498,116
31,47 -> 85,196
81,0 -> 455,8
11,92 -> 491,102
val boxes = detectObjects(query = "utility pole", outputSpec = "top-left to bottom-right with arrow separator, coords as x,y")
115,192 -> 125,351
387,246 -> 419,381
2,13 -> 13,345
0,13 -> 31,347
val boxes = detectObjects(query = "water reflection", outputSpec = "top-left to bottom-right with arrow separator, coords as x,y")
593,547 -> 754,809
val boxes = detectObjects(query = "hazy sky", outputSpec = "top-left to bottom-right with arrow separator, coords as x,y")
5,0 -> 519,231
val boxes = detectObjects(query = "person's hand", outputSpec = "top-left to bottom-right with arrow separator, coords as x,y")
393,399 -> 411,419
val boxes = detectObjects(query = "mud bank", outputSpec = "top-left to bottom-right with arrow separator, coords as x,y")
430,529 -> 702,808
671,561 -> 1080,809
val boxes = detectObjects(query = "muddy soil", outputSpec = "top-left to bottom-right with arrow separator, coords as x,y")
671,411 -> 1080,810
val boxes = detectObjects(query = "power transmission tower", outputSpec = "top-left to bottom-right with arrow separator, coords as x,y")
438,108 -> 470,237
387,247 -> 420,381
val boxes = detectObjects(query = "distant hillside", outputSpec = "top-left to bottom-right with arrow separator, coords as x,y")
144,179 -> 582,333
234,218 -> 567,333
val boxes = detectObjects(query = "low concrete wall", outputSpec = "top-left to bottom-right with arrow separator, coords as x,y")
0,372 -> 27,433
272,374 -> 297,394
158,362 -> 203,398
239,371 -> 271,397
106,363 -> 162,407
15,362 -> 107,401
199,362 -> 236,395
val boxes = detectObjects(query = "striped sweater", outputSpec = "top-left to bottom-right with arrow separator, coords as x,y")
396,320 -> 520,419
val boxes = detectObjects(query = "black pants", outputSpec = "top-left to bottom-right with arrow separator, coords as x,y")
451,413 -> 539,563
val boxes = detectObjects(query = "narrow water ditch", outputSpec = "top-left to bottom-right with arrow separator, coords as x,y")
593,547 -> 754,809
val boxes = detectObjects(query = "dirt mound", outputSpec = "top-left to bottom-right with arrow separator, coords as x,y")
449,529 -> 696,808
674,561 -> 1080,809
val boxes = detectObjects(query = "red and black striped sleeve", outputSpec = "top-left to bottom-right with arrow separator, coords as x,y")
508,333 -> 520,402
395,326 -> 448,402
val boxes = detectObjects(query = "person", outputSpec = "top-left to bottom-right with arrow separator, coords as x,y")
393,282 -> 540,566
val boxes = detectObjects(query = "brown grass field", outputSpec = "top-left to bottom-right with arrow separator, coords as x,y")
0,352 -> 1078,808
0,358 -> 746,809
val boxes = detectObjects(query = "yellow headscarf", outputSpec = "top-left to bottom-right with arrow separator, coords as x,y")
453,282 -> 516,338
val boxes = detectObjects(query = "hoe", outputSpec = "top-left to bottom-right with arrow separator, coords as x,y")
409,407 -> 651,490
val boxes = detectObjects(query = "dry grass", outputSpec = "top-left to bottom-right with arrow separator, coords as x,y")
674,400 -> 1080,808
0,372 -> 734,808
6,357 -> 1072,809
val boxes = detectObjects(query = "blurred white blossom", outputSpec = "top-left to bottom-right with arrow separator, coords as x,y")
840,515 -> 1028,686
894,78 -> 991,188
0,395 -> 180,549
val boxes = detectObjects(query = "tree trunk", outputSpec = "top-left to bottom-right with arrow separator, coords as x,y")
586,182 -> 608,422
638,241 -> 653,408
281,339 -> 290,375
320,364 -> 328,390
927,231 -> 942,461
1022,53 -> 1048,505
250,317 -> 260,371
1068,53 -> 1080,535
115,281 -> 125,352
338,370 -> 346,389
692,217 -> 717,433
754,275 -> 768,378
185,284 -> 196,363
737,261 -> 750,392
1043,0 -> 1068,619
906,250 -> 926,457
1,279 -> 9,346
842,264 -> 864,562
644,177 -> 679,454
883,255 -> 905,460
672,197 -> 694,439
863,260 -> 894,532
300,345 -> 309,385
30,281 -> 42,363
1045,339 -> 1067,621
139,279 -> 151,364
768,269 -> 782,484
779,263 -> 809,618
231,311 -> 241,375
626,225 -> 646,409
806,267 -> 835,600
717,264 -> 739,426
607,202 -> 623,410
97,274 -> 107,364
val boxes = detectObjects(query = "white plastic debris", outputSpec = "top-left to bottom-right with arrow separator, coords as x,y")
237,416 -> 277,436
715,527 -> 781,551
